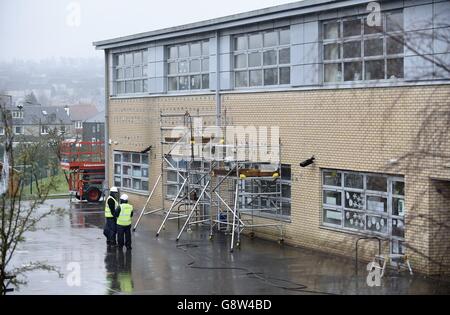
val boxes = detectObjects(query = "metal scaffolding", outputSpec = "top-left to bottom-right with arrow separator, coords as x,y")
134,110 -> 285,252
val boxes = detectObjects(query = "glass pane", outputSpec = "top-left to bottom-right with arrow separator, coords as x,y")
125,68 -> 133,79
280,29 -> 290,45
282,184 -> 291,198
344,210 -> 365,230
249,52 -> 262,67
142,168 -> 149,178
114,177 -> 121,187
190,75 -> 202,89
345,191 -> 364,210
117,68 -> 124,79
114,164 -> 121,175
133,179 -> 141,190
114,154 -> 121,162
169,46 -> 178,59
169,63 -> 177,75
364,38 -> 383,56
344,173 -> 364,189
279,48 -> 290,64
235,35 -> 248,51
143,79 -> 147,92
117,82 -> 125,94
324,22 -> 340,40
142,181 -> 149,191
190,42 -> 201,56
367,175 -> 387,191
125,53 -> 133,66
249,70 -> 262,87
365,59 -> 385,80
168,77 -> 178,91
118,54 -> 125,66
134,80 -> 143,93
263,50 -> 277,66
249,34 -> 263,49
190,59 -> 201,73
178,61 -> 188,74
202,74 -> 209,89
134,52 -> 142,65
122,178 -> 131,188
324,43 -> 340,60
364,18 -> 383,35
387,12 -> 403,32
143,50 -> 148,63
323,208 -> 342,226
123,165 -> 131,176
344,61 -> 362,81
387,36 -> 404,54
343,41 -> 361,58
235,71 -> 248,87
393,197 -> 405,216
179,44 -> 189,58
142,154 -> 149,165
167,171 -> 178,182
367,195 -> 387,212
125,81 -> 133,93
132,154 -> 140,163
133,166 -> 141,177
393,181 -> 405,196
122,153 -> 130,162
366,216 -> 388,234
134,67 -> 142,78
143,65 -> 148,77
264,31 -> 278,47
323,170 -> 342,186
392,219 -> 405,238
179,76 -> 189,90
387,58 -> 404,79
264,68 -> 278,86
235,54 -> 247,69
202,41 -> 209,56
324,63 -> 342,82
343,19 -> 362,37
202,58 -> 209,72
280,67 -> 290,85
323,190 -> 342,206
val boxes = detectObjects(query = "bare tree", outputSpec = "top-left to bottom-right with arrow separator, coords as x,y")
0,98 -> 65,295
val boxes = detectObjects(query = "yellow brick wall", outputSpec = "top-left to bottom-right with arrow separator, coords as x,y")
107,85 -> 450,275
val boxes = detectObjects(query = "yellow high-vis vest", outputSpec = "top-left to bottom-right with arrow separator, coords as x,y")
117,204 -> 133,226
105,196 -> 119,218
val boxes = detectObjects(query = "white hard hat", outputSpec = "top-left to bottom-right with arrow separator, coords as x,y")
110,187 -> 119,193
120,194 -> 129,201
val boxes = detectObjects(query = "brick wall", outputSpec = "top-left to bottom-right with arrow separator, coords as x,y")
108,85 -> 450,275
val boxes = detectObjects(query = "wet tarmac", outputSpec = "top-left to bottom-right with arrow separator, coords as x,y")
8,198 -> 450,295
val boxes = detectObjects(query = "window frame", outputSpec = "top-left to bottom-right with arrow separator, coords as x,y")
113,151 -> 150,193
321,169 -> 405,253
167,40 -> 210,92
233,28 -> 291,89
113,49 -> 149,96
322,10 -> 404,84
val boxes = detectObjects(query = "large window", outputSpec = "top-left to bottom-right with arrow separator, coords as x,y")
233,28 -> 291,88
167,40 -> 210,91
165,156 -> 188,199
114,151 -> 149,192
114,49 -> 149,95
323,11 -> 404,83
322,169 -> 405,254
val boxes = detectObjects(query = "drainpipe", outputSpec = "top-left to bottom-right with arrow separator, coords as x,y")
216,30 -> 221,127
104,50 -> 110,190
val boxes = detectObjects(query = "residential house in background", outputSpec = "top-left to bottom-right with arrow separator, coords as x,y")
82,111 -> 105,143
68,103 -> 99,138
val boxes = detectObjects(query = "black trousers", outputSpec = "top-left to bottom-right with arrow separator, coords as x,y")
105,218 -> 117,245
117,225 -> 132,249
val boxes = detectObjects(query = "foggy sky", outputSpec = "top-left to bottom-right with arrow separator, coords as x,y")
0,0 -> 300,62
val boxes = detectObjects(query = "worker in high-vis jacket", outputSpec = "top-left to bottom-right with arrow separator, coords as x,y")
116,194 -> 134,251
104,187 -> 120,247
